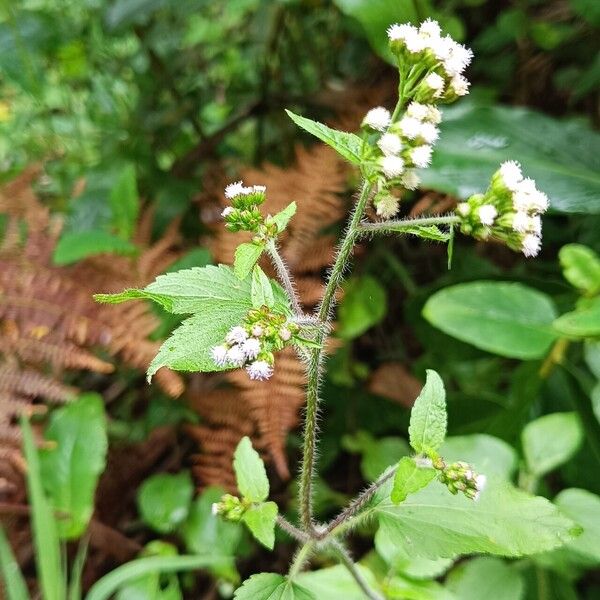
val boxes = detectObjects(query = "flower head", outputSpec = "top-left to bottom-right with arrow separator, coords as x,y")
401,170 -> 420,190
381,155 -> 405,178
426,105 -> 442,124
419,18 -> 441,39
279,327 -> 292,342
478,204 -> 497,226
211,345 -> 229,367
398,116 -> 422,139
522,234 -> 542,257
410,145 -> 433,168
499,161 -> 523,191
362,106 -> 391,131
224,181 -> 247,199
247,360 -> 273,381
221,206 -> 235,218
227,344 -> 246,367
375,195 -> 400,219
424,72 -> 445,96
378,132 -> 403,156
226,326 -> 248,345
242,337 -> 261,360
419,122 -> 439,144
449,74 -> 470,97
406,101 -> 429,121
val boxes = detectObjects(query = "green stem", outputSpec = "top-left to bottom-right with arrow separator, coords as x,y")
358,215 -> 460,235
299,182 -> 372,531
267,239 -> 303,316
288,542 -> 315,578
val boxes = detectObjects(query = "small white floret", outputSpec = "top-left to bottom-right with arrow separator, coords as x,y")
381,155 -> 405,178
424,72 -> 445,96
419,122 -> 439,144
419,18 -> 441,39
478,204 -> 497,226
378,132 -> 403,156
226,326 -> 248,345
375,195 -> 400,219
224,181 -> 245,199
226,344 -> 246,367
362,106 -> 391,132
211,502 -> 219,516
251,324 -> 264,337
406,101 -> 429,121
253,185 -> 266,193
431,35 -> 453,61
398,116 -> 422,139
221,206 -> 234,218
242,337 -> 261,360
401,170 -> 420,190
426,105 -> 442,124
211,345 -> 229,367
522,234 -> 542,257
247,360 -> 273,381
450,74 -> 470,96
410,145 -> 433,168
512,211 -> 530,233
279,327 -> 292,342
500,161 -> 523,191
527,190 -> 549,214
456,202 -> 470,217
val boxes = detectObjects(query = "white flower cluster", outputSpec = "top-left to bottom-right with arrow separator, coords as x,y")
387,19 -> 472,102
224,181 -> 267,201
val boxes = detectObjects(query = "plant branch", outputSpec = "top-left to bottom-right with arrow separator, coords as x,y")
298,182 -> 373,533
267,239 -> 303,316
358,214 -> 460,235
288,541 -> 315,578
276,515 -> 311,543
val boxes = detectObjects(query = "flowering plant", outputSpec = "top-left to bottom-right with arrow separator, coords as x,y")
96,20 -> 573,599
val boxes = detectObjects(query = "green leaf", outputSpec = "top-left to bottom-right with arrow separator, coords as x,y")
420,102 -> 600,214
391,457 -> 437,504
234,242 -> 265,280
285,110 -> 364,165
584,340 -> 600,378
522,412 -> 583,477
109,163 -> 138,240
553,296 -> 600,337
234,573 -> 316,600
242,501 -> 278,550
0,526 -> 29,600
408,370 -> 447,455
337,276 -> 387,340
559,244 -> 600,296
297,565 -> 381,600
371,477 -> 579,559
20,416 -> 65,600
87,555 -> 226,600
554,489 -> 600,564
423,281 -> 558,359
53,229 -> 137,265
440,435 -> 518,481
445,557 -> 525,600
137,472 -> 194,534
39,393 -> 108,539
251,266 -> 274,308
233,437 -> 269,503
272,202 -> 297,233
393,224 -> 451,242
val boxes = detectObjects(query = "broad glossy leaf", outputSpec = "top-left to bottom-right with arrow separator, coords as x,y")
445,557 -> 525,600
522,412 -> 583,477
40,394 -> 108,539
420,103 -> 600,214
371,477 -> 579,559
234,243 -> 264,280
408,370 -> 447,455
242,501 -> 278,550
285,110 -> 364,165
392,457 -> 437,504
559,244 -> 600,296
233,437 -> 269,502
53,230 -> 137,265
553,297 -> 600,337
423,281 -> 558,359
337,276 -> 387,340
137,472 -> 193,534
234,573 -> 315,600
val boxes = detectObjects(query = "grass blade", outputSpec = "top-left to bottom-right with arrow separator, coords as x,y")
0,526 -> 30,600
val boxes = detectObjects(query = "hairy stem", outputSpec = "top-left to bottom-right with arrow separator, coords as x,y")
267,239 -> 303,316
299,182 -> 373,532
288,541 -> 315,578
276,515 -> 311,543
328,540 -> 385,600
358,214 -> 460,235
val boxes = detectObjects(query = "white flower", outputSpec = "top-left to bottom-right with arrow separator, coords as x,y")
419,122 -> 439,144
456,202 -> 470,217
517,177 -> 537,195
224,181 -> 246,199
478,204 -> 497,226
401,170 -> 420,190
227,344 -> 246,366
450,74 -> 470,96
381,155 -> 405,178
474,474 -> 487,501
247,360 -> 273,381
279,327 -> 292,342
378,132 -> 403,156
226,326 -> 248,345
424,72 -> 445,96
410,145 -> 433,168
387,23 -> 415,42
362,106 -> 391,131
419,18 -> 441,39
406,101 -> 429,121
221,206 -> 234,218
375,195 -> 400,219
405,29 -> 427,53
251,324 -> 263,337
512,211 -> 530,233
211,345 -> 229,367
431,35 -> 453,61
242,337 -> 261,360
528,190 -> 549,213
499,161 -> 523,191
253,185 -> 266,193
444,43 -> 473,76
398,116 -> 422,139
522,234 -> 542,257
528,215 -> 542,236
426,105 -> 442,124
211,502 -> 219,516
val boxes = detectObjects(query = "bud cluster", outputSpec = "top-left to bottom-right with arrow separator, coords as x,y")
433,457 -> 486,501
455,161 -> 548,257
211,494 -> 248,522
387,19 -> 472,103
211,306 -> 299,380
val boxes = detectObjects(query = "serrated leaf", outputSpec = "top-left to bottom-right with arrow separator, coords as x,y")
559,244 -> 600,296
234,573 -> 316,600
395,225 -> 451,242
553,296 -> 600,337
392,457 -> 437,504
53,229 -> 137,265
272,202 -> 297,233
242,501 -> 278,550
137,472 -> 194,534
39,393 -> 108,539
109,163 -> 138,240
371,477 -> 579,559
408,370 -> 447,455
285,110 -> 363,164
522,413 -> 583,477
423,281 -> 558,359
233,437 -> 269,503
251,266 -> 274,308
234,242 -> 264,280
